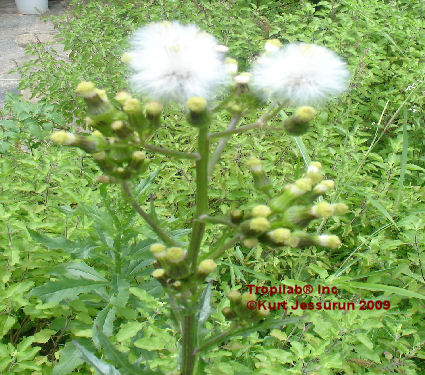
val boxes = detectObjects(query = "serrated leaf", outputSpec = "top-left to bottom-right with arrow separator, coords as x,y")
52,262 -> 107,282
33,329 -> 56,343
30,279 -> 107,303
72,340 -> 121,375
52,341 -> 85,375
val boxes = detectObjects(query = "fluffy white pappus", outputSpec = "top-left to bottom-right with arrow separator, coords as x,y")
250,43 -> 350,105
128,21 -> 229,103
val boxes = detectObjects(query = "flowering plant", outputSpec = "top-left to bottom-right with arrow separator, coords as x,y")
49,21 -> 350,375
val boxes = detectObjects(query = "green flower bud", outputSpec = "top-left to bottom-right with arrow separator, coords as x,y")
242,238 -> 258,248
75,81 -> 96,98
145,101 -> 163,117
306,162 -> 324,184
150,243 -> 166,254
115,91 -> 132,106
230,209 -> 244,224
171,281 -> 182,289
310,201 -> 334,218
269,178 -> 312,213
166,247 -> 186,264
50,131 -> 77,146
222,307 -> 236,320
256,307 -> 270,319
132,151 -> 146,161
92,151 -> 106,160
152,268 -> 166,280
241,217 -> 270,236
246,158 -> 272,194
187,97 -> 209,126
283,106 -> 317,135
197,259 -> 217,275
124,98 -> 142,114
227,290 -> 241,304
251,204 -> 272,218
332,203 -> 348,215
315,234 -> 342,249
240,292 -> 256,305
313,180 -> 334,195
267,228 -> 291,245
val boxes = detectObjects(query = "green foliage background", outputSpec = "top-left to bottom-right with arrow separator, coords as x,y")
1,0 -> 425,373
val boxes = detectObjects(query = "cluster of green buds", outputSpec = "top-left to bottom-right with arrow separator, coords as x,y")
221,290 -> 269,323
235,160 -> 348,250
50,82 -> 163,182
150,243 -> 217,291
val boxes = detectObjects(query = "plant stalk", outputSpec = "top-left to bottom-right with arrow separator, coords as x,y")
182,123 -> 209,375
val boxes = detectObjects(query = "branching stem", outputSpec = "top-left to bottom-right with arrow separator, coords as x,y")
121,181 -> 179,247
145,143 -> 200,160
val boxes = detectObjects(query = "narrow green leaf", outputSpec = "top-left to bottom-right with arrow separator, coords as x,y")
52,341 -> 85,375
52,262 -> 107,282
342,281 -> 425,300
30,279 -> 107,303
72,340 -> 121,375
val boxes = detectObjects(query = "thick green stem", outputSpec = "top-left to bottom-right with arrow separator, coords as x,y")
188,124 -> 209,271
182,124 -> 209,375
181,315 -> 196,375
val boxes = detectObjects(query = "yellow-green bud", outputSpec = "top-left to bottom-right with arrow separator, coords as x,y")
222,306 -> 236,320
249,217 -> 270,232
95,88 -> 108,102
117,167 -> 125,174
310,201 -> 334,218
123,98 -> 142,114
115,91 -> 132,106
50,131 -> 77,146
268,228 -> 291,244
132,151 -> 146,161
243,238 -> 258,248
284,107 -> 316,135
166,247 -> 185,264
310,161 -> 322,169
316,235 -> 342,249
92,151 -> 106,160
286,178 -> 313,196
295,106 -> 317,123
121,52 -> 133,63
227,290 -> 241,303
246,157 -> 263,173
92,130 -> 104,138
173,280 -> 182,288
241,292 -> 256,305
150,243 -> 166,254
197,259 -> 217,274
152,268 -> 166,279
187,97 -> 207,113
251,205 -> 272,218
111,120 -> 124,131
285,235 -> 300,248
145,101 -> 163,117
332,203 -> 349,215
230,209 -> 244,224
313,180 -> 334,194
256,307 -> 270,319
75,81 -> 96,98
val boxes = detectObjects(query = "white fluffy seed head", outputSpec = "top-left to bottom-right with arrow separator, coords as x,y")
128,21 -> 230,103
250,43 -> 349,105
